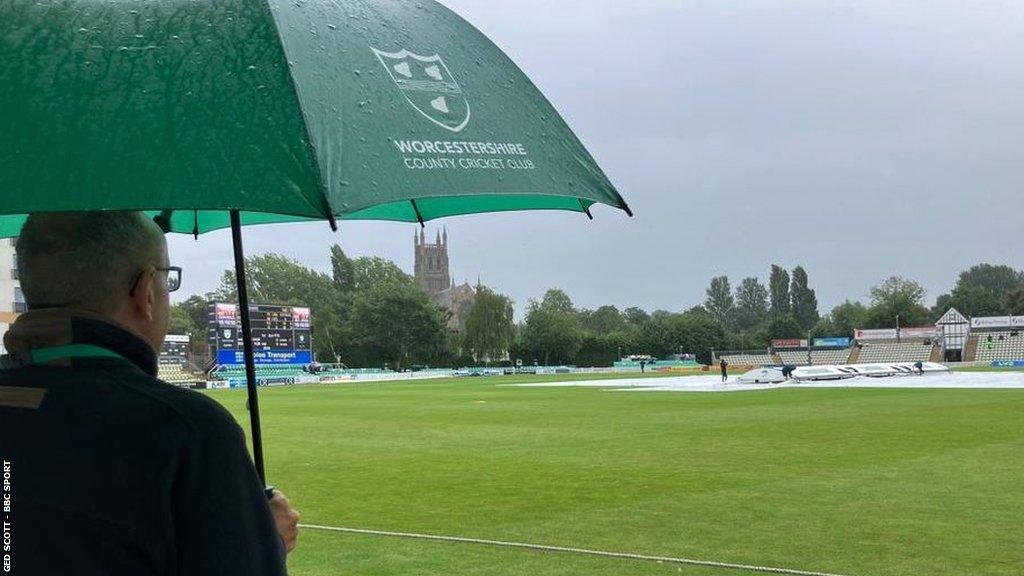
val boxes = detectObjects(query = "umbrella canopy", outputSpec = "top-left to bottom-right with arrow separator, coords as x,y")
0,0 -> 632,489
0,0 -> 630,236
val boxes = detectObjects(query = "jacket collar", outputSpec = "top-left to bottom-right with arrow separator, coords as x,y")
3,308 -> 158,377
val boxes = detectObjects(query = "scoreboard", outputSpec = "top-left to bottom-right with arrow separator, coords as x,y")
160,334 -> 190,365
208,302 -> 313,365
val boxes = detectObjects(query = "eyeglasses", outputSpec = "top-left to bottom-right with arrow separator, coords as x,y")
129,266 -> 182,296
161,266 -> 183,292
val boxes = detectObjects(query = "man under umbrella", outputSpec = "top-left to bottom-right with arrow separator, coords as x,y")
0,212 -> 299,575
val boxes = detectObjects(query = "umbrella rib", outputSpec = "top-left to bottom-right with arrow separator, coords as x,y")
262,6 -> 336,226
409,199 -> 426,228
577,198 -> 594,220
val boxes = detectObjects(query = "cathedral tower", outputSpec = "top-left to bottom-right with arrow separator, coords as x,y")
414,227 -> 452,296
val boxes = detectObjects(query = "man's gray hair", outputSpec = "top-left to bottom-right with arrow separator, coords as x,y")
17,211 -> 165,312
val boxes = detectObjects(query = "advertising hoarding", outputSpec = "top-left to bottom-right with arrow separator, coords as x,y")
971,316 -> 1012,329
898,327 -> 937,339
813,337 -> 851,348
991,360 -> 1024,368
854,328 -> 897,341
771,339 -> 806,348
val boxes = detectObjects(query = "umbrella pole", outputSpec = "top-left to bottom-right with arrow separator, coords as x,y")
230,210 -> 269,490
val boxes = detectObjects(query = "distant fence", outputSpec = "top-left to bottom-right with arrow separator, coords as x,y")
612,360 -> 700,372
197,363 -> 710,390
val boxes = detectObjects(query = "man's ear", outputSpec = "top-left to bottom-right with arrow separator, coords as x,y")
131,269 -> 155,321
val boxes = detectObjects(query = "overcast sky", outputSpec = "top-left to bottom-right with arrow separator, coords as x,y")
169,0 -> 1024,317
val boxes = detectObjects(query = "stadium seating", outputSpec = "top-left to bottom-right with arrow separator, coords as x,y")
973,331 -> 1024,362
719,352 -> 774,365
855,341 -> 935,363
777,349 -> 853,366
158,364 -> 202,386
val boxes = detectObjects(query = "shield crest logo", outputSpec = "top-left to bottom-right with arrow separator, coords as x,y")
371,47 -> 471,133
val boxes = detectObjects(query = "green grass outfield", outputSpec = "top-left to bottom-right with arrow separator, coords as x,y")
206,374 -> 1024,576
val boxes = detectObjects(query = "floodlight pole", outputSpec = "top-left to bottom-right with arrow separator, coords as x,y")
230,210 -> 269,492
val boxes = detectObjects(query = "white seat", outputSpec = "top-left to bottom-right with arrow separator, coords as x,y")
974,331 -> 1024,362
777,349 -> 852,366
720,353 -> 774,365
856,341 -> 934,363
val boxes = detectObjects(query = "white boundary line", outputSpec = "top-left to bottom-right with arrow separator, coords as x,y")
299,523 -> 853,576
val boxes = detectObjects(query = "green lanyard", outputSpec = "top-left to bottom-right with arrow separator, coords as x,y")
28,344 -> 127,364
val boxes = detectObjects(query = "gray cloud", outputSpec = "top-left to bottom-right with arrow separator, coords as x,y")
169,0 -> 1024,317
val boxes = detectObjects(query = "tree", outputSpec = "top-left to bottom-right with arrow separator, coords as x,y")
351,256 -> 414,292
175,294 -> 212,332
349,281 -> 449,370
575,331 -> 635,367
329,244 -> 356,295
704,275 -> 735,328
818,300 -> 867,337
769,265 -> 791,318
168,295 -> 213,359
540,288 -> 574,314
582,305 -> 627,335
939,285 -> 1006,318
168,305 -> 198,337
519,289 -> 583,365
630,308 -> 727,364
760,315 -> 804,341
931,292 -> 956,318
870,276 -> 925,308
1007,287 -> 1024,315
956,264 -> 1022,303
671,309 -> 727,364
216,254 -> 330,302
623,307 -> 650,327
865,276 -> 931,328
636,314 -> 677,357
463,285 -> 515,363
934,264 -> 1024,317
216,254 -> 345,363
790,266 -> 820,329
734,277 -> 769,330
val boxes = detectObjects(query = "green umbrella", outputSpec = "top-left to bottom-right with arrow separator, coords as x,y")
0,0 -> 631,486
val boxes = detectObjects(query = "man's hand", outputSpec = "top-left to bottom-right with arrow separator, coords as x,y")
269,490 -> 301,553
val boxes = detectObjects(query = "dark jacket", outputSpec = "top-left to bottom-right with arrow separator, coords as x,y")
0,309 -> 286,576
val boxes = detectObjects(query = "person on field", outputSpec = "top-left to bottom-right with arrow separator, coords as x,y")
0,212 -> 299,576
914,360 -> 924,375
719,358 -> 728,382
